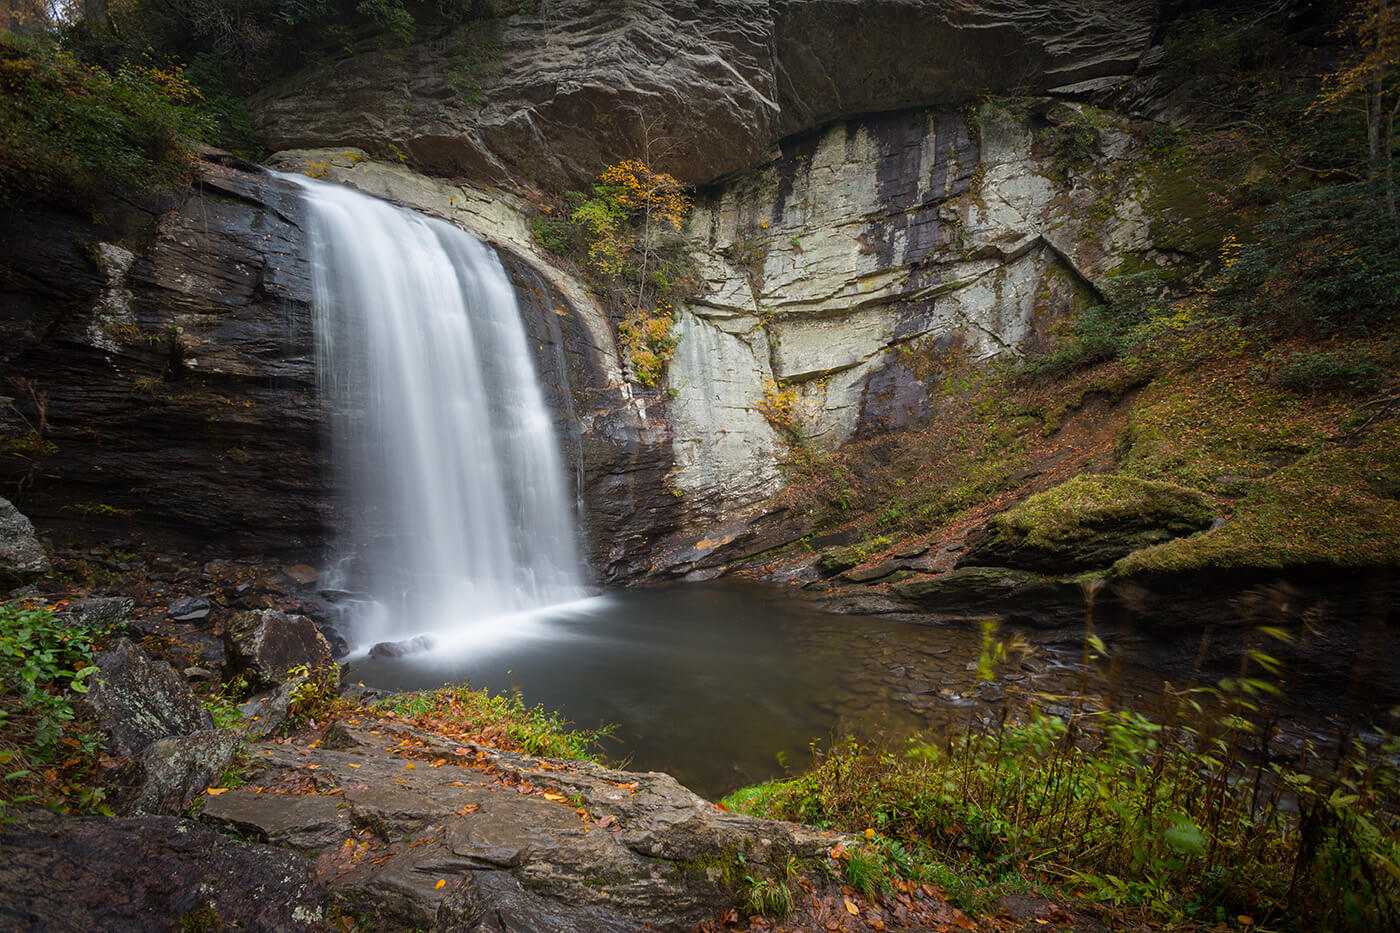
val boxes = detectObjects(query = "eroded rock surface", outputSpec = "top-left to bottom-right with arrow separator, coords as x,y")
118,727 -> 247,816
0,808 -> 329,932
200,717 -> 843,931
252,0 -> 1155,188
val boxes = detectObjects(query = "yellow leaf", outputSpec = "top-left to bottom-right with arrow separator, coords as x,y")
205,787 -> 228,796
348,763 -> 361,768
844,896 -> 859,915
864,828 -> 876,839
435,879 -> 447,890
405,763 -> 416,770
543,793 -> 567,802
306,764 -> 321,770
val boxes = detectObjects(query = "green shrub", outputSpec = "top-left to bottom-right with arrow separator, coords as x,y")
1026,271 -> 1176,375
0,33 -> 208,207
1213,183 -> 1400,336
1261,349 -> 1389,395
0,599 -> 116,818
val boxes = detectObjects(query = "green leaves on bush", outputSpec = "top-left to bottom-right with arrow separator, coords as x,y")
1213,182 -> 1400,336
0,600 -> 112,769
0,33 -> 208,208
1260,349 -> 1389,394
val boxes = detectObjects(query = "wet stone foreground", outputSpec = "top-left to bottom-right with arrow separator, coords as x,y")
199,716 -> 844,931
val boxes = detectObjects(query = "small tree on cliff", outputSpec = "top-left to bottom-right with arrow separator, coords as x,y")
1312,0 -> 1400,219
549,158 -> 694,387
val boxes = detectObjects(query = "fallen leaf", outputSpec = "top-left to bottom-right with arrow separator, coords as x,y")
405,763 -> 416,770
543,792 -> 566,802
205,787 -> 228,796
1239,917 -> 1255,927
597,814 -> 616,828
845,897 -> 859,915
864,828 -> 876,839
455,804 -> 480,815
435,879 -> 447,890
307,764 -> 321,770
431,759 -> 447,768
448,781 -> 465,787
348,764 -> 361,769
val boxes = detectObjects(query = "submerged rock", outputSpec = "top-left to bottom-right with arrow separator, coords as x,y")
367,634 -> 436,659
224,608 -> 333,688
0,808 -> 328,931
79,638 -> 213,760
0,496 -> 49,589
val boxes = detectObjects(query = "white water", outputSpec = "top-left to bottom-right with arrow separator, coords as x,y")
288,175 -> 587,650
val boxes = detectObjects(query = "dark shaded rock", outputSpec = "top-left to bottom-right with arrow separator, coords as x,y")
224,609 -> 333,688
167,595 -> 212,622
0,167 -> 323,551
118,727 -> 246,816
0,496 -> 49,588
436,870 -> 649,933
56,596 -> 133,632
252,0 -> 1154,188
842,559 -> 905,583
368,634 -> 436,659
0,807 -> 329,932
80,638 -> 213,760
959,474 -> 1215,574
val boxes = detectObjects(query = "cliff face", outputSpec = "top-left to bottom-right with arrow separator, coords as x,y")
1,1 -> 1169,576
250,0 -> 1155,188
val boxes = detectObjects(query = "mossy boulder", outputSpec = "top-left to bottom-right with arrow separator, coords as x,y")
958,474 -> 1215,574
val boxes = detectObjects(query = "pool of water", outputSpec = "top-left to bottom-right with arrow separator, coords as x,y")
346,581 -> 1165,798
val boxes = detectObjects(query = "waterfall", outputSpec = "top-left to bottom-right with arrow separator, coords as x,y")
287,175 -> 586,651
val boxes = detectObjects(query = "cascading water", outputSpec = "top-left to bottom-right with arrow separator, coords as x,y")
287,175 -> 587,652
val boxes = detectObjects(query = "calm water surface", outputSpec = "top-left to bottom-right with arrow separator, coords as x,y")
348,581 -> 1182,797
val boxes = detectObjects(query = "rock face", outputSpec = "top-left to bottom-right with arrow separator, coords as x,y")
0,165 -> 324,550
224,608 -> 334,687
199,717 -> 843,931
80,638 -> 213,760
0,807 -> 329,932
251,0 -> 1155,188
0,495 -> 49,589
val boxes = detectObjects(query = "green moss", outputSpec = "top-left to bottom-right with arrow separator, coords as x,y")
1115,422 -> 1400,574
990,474 -> 1214,547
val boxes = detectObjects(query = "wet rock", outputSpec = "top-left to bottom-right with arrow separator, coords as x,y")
118,728 -> 246,816
816,547 -> 861,577
436,870 -> 650,933
842,559 -> 906,584
0,807 -> 328,931
0,496 -> 49,589
183,666 -> 217,681
224,609 -> 333,688
959,475 -> 1216,574
204,718 -> 845,931
56,596 -> 134,633
368,634 -> 436,659
79,638 -> 213,760
167,595 -> 212,622
201,791 -> 351,854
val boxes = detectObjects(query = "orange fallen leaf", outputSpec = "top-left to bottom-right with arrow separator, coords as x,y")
435,879 -> 447,890
1239,918 -> 1255,927
205,787 -> 228,796
431,759 -> 447,768
348,764 -> 361,768
844,896 -> 859,915
448,781 -> 465,787
307,764 -> 321,770
455,803 -> 480,815
405,763 -> 416,770
864,828 -> 876,839
543,792 -> 566,802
